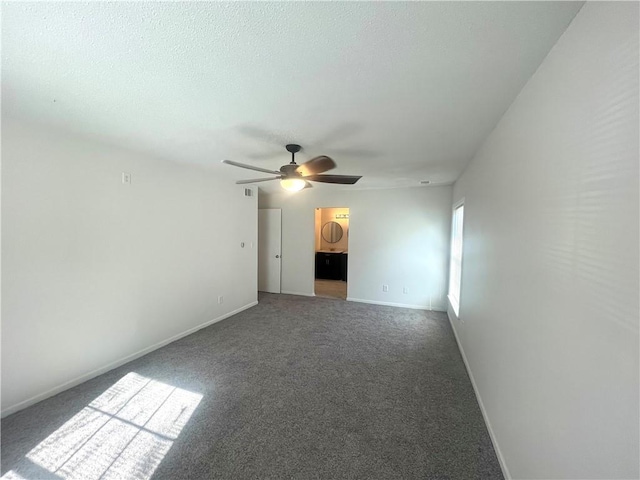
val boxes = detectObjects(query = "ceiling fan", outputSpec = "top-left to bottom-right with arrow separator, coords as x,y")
222,144 -> 362,192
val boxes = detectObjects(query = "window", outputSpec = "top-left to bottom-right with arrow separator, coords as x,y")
448,201 -> 464,317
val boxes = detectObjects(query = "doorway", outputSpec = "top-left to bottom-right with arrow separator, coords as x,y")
258,208 -> 282,293
314,207 -> 349,300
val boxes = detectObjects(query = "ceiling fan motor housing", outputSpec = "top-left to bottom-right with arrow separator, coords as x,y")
280,164 -> 301,176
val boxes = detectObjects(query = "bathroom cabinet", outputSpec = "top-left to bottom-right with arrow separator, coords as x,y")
315,252 -> 347,281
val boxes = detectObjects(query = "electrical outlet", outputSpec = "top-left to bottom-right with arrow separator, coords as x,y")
382,285 -> 389,292
122,172 -> 131,184
403,287 -> 408,294
218,295 -> 224,304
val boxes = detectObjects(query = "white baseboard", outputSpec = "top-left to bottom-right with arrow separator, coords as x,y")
281,290 -> 315,297
446,310 -> 512,480
347,297 -> 446,312
1,301 -> 258,418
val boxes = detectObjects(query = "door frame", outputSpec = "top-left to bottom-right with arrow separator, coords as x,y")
258,208 -> 282,294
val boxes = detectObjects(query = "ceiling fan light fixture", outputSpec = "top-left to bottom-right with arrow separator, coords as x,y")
280,178 -> 306,192
223,144 -> 360,189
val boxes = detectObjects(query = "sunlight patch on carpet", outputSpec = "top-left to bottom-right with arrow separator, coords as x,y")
3,372 -> 201,480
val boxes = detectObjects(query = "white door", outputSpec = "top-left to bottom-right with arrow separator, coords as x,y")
258,208 -> 282,293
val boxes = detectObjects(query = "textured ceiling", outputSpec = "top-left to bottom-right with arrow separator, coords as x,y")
2,1 -> 582,192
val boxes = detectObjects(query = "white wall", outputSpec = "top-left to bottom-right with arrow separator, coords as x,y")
260,186 -> 452,310
1,118 -> 258,415
449,3 -> 639,479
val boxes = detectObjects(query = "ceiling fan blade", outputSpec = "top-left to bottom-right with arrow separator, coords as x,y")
235,177 -> 280,184
296,156 -> 336,176
306,174 -> 362,185
222,160 -> 281,175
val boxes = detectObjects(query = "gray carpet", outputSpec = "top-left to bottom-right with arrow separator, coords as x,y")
1,293 -> 503,479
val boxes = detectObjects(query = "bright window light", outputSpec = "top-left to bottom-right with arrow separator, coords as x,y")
3,372 -> 202,480
448,202 -> 464,316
